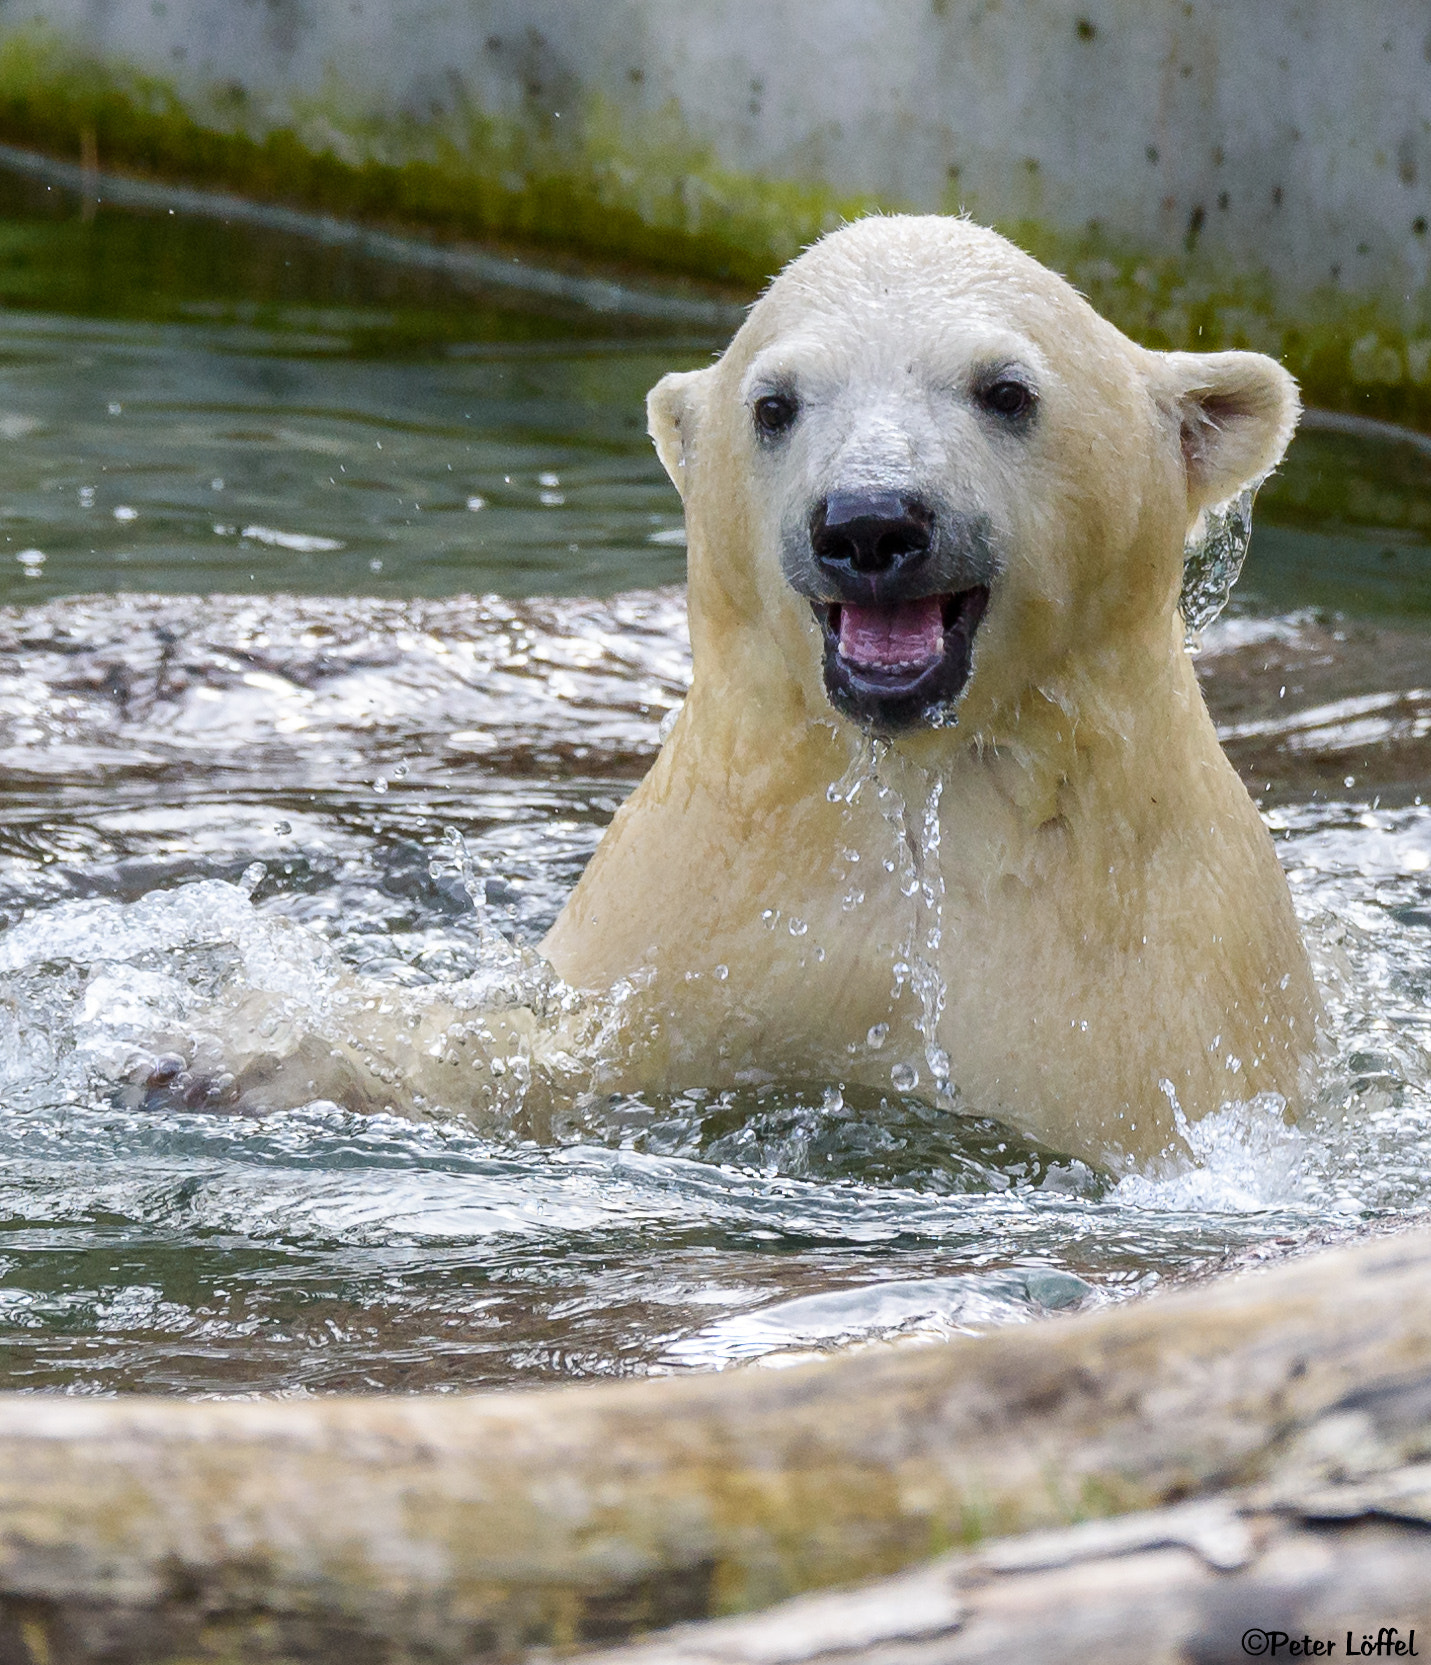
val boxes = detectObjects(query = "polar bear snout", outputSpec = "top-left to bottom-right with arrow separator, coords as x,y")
783,491 -> 996,733
787,493 -> 997,608
809,490 -> 935,581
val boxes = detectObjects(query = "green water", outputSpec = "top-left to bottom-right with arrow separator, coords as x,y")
0,169 -> 1425,1394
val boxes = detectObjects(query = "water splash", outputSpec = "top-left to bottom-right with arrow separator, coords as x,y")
826,732 -> 880,805
914,778 -> 952,1095
826,740 -> 955,1101
0,852 -> 591,1130
867,761 -> 954,1101
1181,478 -> 1260,643
0,879 -> 346,1112
427,826 -> 518,963
0,279 -> 1426,1395
1112,1082 -> 1308,1213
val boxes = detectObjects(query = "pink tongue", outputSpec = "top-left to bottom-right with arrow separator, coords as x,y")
838,597 -> 944,668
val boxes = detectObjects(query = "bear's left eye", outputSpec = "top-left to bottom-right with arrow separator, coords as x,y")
752,393 -> 799,437
976,378 -> 1037,423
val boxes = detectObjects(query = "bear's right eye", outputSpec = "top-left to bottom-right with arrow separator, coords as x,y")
976,377 -> 1037,423
752,393 -> 798,437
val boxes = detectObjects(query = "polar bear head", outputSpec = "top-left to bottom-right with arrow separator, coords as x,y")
648,215 -> 1298,738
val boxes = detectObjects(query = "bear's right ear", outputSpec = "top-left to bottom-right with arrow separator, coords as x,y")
646,368 -> 711,499
1150,349 -> 1301,516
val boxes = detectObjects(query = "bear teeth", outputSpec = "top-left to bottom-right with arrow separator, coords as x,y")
836,596 -> 946,671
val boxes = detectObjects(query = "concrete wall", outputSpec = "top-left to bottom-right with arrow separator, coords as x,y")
0,0 -> 1427,413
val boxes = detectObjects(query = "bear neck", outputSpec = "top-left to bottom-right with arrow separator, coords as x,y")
675,601 -> 1234,884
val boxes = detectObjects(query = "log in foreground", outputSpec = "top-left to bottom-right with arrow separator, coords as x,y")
572,1483 -> 1431,1665
3,1230 -> 1431,1662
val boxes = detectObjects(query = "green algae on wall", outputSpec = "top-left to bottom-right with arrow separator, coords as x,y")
0,23 -> 1429,425
0,26 -> 880,292
990,213 -> 1431,433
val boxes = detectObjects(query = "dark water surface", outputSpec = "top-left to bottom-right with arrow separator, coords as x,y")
0,174 -> 1426,1394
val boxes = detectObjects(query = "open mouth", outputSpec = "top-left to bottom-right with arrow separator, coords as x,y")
814,588 -> 989,730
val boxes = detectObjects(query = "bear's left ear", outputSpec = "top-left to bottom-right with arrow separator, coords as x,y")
1150,350 -> 1301,515
646,368 -> 713,500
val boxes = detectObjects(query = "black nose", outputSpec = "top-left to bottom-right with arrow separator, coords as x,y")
810,490 -> 934,575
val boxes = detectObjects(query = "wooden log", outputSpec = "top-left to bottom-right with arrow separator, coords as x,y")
2,1230 -> 1431,1662
571,1487 -> 1431,1665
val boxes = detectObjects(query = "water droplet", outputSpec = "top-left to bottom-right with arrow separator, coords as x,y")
369,557 -> 384,572
466,494 -> 487,511
239,861 -> 267,897
113,505 -> 138,522
827,737 -> 875,805
822,1087 -> 844,1113
891,1062 -> 919,1091
760,909 -> 778,929
788,917 -> 807,937
713,964 -> 729,981
866,1022 -> 889,1049
272,820 -> 292,836
373,777 -> 389,794
658,702 -> 683,742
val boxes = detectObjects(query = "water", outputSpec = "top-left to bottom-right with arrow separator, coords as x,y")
0,171 -> 1427,1394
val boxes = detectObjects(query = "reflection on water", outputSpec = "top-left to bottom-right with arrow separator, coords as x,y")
0,312 -> 699,602
0,165 -> 707,606
0,174 -> 1425,1393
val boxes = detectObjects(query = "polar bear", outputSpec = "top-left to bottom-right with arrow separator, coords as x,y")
540,214 -> 1320,1172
